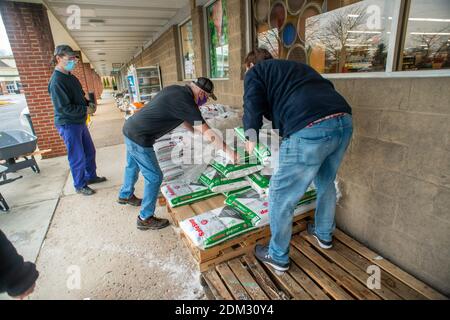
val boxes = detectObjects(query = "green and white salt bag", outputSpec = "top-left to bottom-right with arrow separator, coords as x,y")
199,166 -> 250,193
246,172 -> 270,195
225,189 -> 317,228
235,128 -> 271,164
161,182 -> 217,208
180,206 -> 255,249
211,149 -> 264,179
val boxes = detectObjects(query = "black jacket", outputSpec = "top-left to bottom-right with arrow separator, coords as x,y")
243,59 -> 352,141
48,69 -> 88,126
0,230 -> 39,297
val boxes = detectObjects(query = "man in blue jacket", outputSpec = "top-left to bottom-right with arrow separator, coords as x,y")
48,45 -> 106,196
243,48 -> 353,272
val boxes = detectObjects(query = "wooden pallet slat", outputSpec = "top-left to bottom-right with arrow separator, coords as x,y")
202,269 -> 234,300
300,233 -> 402,300
289,245 -> 354,300
242,255 -> 288,300
227,259 -> 269,300
288,263 -> 330,300
332,241 -> 426,300
334,230 -> 448,300
292,236 -> 381,300
264,264 -> 313,300
215,263 -> 252,300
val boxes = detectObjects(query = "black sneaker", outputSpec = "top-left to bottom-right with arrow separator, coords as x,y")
137,216 -> 170,230
86,176 -> 107,185
254,244 -> 290,272
76,186 -> 96,196
307,223 -> 333,249
117,194 -> 142,207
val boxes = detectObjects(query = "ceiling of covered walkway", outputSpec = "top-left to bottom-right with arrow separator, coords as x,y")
44,0 -> 190,76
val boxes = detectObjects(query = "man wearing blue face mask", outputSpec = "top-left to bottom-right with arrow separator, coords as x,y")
119,78 -> 239,230
48,45 -> 107,196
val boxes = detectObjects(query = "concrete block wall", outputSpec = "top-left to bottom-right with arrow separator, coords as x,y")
131,27 -> 180,87
332,77 -> 450,296
0,1 -> 66,158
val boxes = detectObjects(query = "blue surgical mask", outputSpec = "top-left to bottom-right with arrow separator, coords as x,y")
64,60 -> 77,72
197,95 -> 208,107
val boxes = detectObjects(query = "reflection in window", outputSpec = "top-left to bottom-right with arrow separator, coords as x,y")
254,0 -> 280,58
206,0 -> 229,78
306,0 -> 395,73
180,20 -> 196,80
401,0 -> 450,71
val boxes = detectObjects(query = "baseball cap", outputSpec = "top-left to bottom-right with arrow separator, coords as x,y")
193,77 -> 217,101
54,45 -> 78,58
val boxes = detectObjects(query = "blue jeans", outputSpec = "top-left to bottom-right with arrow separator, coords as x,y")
119,137 -> 163,220
268,114 -> 353,264
56,124 -> 97,190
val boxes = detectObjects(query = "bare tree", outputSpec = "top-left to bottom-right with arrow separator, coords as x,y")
410,26 -> 450,67
306,3 -> 375,72
256,25 -> 280,58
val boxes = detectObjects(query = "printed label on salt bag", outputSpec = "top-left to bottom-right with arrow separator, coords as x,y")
222,186 -> 252,198
212,149 -> 264,179
199,166 -> 250,193
180,206 -> 255,249
161,182 -> 217,208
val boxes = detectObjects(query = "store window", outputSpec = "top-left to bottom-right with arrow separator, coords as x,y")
179,19 -> 196,80
401,0 -> 450,71
252,0 -> 398,74
306,0 -> 397,73
206,0 -> 229,78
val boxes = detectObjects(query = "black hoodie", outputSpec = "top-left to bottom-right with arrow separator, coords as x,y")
0,230 -> 39,297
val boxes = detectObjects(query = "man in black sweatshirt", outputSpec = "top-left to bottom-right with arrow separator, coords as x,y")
243,49 -> 353,272
48,45 -> 106,196
0,230 -> 38,299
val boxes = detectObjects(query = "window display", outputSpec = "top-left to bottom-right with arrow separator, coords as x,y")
180,19 -> 196,79
401,0 -> 450,71
206,0 -> 229,78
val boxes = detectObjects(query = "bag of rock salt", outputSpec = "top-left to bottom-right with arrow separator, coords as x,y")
235,128 -> 271,164
211,149 -> 264,179
180,206 -> 255,249
161,182 -> 217,208
199,166 -> 250,193
226,189 -> 317,228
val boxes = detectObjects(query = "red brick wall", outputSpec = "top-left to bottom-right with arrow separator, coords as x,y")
83,63 -> 95,97
0,1 -> 66,158
71,54 -> 88,97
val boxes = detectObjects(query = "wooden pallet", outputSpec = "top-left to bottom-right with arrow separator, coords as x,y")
201,230 -> 448,300
166,195 -> 314,272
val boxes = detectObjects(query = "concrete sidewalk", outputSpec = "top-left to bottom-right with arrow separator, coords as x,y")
1,93 -> 205,300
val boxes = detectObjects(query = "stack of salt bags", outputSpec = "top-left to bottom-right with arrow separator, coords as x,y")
225,188 -> 317,228
154,126 -> 188,182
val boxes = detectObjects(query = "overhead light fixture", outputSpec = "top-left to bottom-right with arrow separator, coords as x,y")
94,40 -> 106,43
409,18 -> 450,23
348,31 -> 382,34
88,19 -> 105,27
98,53 -> 106,55
411,32 -> 450,36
